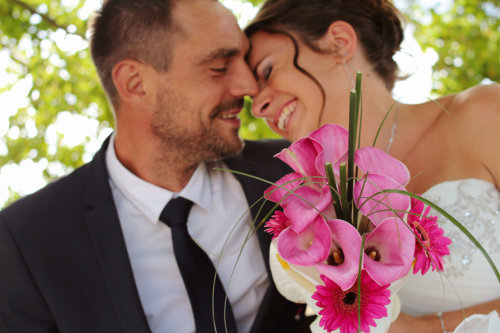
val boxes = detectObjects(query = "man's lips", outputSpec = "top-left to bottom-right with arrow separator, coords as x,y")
216,111 -> 240,120
212,99 -> 244,121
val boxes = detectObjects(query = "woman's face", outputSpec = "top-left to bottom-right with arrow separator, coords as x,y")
247,31 -> 346,141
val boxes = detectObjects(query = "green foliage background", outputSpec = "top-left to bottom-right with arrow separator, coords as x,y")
0,0 -> 498,207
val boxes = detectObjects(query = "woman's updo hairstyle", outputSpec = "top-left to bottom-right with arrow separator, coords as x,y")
245,0 -> 405,90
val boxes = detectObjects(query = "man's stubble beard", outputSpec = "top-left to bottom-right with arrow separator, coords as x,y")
150,89 -> 244,166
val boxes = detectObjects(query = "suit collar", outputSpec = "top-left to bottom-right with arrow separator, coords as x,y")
83,137 -> 151,333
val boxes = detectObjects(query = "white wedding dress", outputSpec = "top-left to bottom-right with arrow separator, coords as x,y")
398,178 -> 500,332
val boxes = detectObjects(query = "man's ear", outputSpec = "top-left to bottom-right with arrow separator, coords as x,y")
112,60 -> 148,105
320,21 -> 358,63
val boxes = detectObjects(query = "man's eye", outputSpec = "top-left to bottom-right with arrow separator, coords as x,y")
211,67 -> 227,73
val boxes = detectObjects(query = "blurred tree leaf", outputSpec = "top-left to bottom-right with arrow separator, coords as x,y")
0,0 -> 111,206
239,97 -> 281,140
1,0 -> 498,208
402,0 -> 499,94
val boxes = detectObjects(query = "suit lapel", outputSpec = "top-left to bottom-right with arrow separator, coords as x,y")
223,151 -> 274,270
224,143 -> 293,333
83,138 -> 151,333
224,143 -> 310,333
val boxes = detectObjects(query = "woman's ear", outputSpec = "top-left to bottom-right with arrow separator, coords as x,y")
320,21 -> 358,63
112,60 -> 148,105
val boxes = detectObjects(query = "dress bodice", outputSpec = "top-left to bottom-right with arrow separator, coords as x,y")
399,178 -> 500,315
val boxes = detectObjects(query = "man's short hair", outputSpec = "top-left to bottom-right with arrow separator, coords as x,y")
89,0 -> 183,107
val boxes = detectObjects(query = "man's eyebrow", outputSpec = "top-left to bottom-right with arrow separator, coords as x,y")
198,48 -> 240,66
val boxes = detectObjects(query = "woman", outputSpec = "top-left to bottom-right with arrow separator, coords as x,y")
244,0 -> 500,332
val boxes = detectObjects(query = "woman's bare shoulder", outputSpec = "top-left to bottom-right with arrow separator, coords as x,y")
451,84 -> 500,119
451,84 -> 500,184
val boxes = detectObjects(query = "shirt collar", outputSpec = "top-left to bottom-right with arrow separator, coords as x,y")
105,134 -> 212,224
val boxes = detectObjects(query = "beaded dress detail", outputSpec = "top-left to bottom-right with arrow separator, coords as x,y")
399,178 -> 500,316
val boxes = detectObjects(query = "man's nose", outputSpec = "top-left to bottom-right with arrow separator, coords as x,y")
229,62 -> 258,98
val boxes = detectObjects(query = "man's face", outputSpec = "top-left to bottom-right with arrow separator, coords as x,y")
149,0 -> 258,163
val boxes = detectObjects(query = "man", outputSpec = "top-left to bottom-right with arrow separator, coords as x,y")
0,0 -> 312,332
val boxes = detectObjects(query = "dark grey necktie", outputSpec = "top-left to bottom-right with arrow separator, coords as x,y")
159,197 -> 237,333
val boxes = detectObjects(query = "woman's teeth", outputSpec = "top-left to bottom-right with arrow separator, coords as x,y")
277,101 -> 297,131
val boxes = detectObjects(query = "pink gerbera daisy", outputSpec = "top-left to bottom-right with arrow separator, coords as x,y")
311,271 -> 391,333
264,211 -> 290,239
408,197 -> 452,274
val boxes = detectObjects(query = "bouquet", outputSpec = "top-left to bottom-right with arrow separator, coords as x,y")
259,73 -> 498,333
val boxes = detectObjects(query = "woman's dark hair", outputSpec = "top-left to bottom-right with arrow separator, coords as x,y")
245,0 -> 405,90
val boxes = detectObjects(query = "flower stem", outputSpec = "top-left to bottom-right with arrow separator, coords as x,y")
339,162 -> 351,224
325,162 -> 343,220
347,89 -> 357,223
357,234 -> 366,333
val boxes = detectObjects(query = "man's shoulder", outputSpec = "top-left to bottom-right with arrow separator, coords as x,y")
1,138 -> 111,224
0,161 -> 92,227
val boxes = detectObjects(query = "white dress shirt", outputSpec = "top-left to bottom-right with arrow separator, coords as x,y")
105,135 -> 269,333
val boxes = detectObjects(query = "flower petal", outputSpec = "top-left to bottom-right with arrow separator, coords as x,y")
354,174 -> 410,225
355,147 -> 410,186
264,172 -> 303,203
310,124 -> 349,177
284,185 -> 333,233
275,137 -> 321,177
316,219 -> 362,290
312,271 -> 391,333
268,239 -> 318,305
277,216 -> 332,266
363,217 -> 415,285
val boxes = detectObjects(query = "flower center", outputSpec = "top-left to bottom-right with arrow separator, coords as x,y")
365,246 -> 381,261
299,233 -> 315,251
414,222 -> 430,246
343,291 -> 357,305
327,248 -> 345,266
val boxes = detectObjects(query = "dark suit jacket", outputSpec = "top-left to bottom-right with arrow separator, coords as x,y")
0,138 -> 313,333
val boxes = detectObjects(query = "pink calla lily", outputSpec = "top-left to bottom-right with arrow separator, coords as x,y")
355,146 -> 410,186
275,137 -> 322,178
354,173 -> 410,225
265,172 -> 333,233
363,217 -> 415,285
282,186 -> 334,233
277,215 -> 332,266
310,125 -> 349,177
264,172 -> 304,204
316,219 -> 362,290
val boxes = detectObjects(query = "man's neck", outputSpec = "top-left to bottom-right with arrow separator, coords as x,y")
113,134 -> 200,192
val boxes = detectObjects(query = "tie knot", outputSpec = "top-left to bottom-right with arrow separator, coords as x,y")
159,196 -> 193,227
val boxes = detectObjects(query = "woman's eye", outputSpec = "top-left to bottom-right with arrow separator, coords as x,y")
262,63 -> 272,80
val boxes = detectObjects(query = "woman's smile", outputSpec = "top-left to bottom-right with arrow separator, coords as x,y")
275,99 -> 297,131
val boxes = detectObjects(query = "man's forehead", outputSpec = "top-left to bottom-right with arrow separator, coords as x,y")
173,0 -> 238,32
173,0 -> 249,62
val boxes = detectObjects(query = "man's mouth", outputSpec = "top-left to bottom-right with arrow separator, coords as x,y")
213,99 -> 244,121
217,112 -> 240,120
277,99 -> 297,131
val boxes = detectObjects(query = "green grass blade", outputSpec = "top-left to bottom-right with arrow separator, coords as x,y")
325,162 -> 343,220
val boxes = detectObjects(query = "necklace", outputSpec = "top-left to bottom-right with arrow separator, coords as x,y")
385,103 -> 399,154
